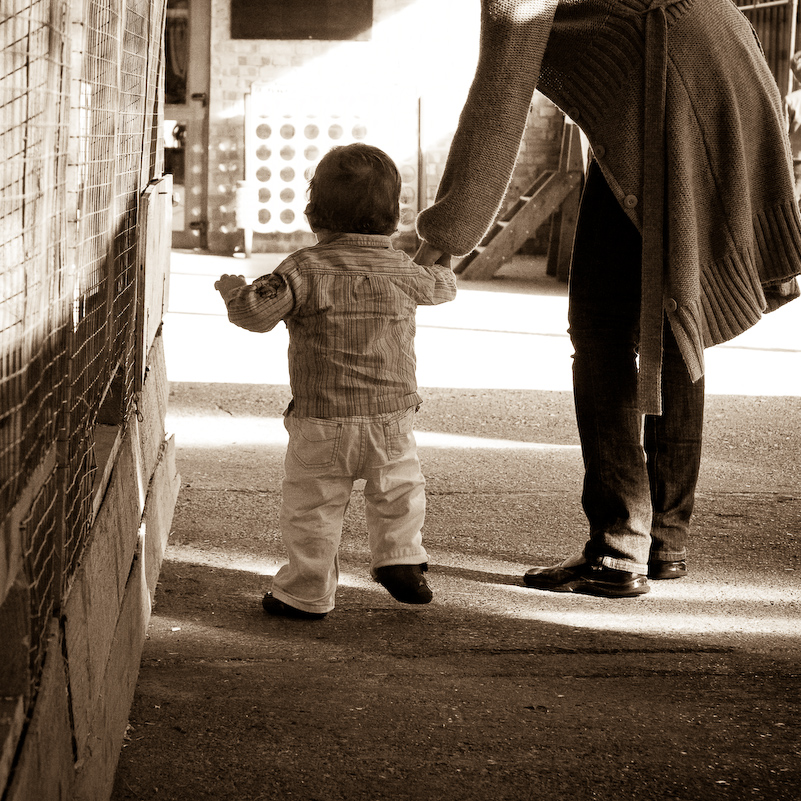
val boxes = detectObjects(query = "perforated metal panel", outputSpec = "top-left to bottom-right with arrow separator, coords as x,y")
242,85 -> 419,236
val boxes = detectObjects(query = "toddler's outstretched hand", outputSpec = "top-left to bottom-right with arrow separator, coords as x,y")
215,273 -> 247,299
414,241 -> 451,268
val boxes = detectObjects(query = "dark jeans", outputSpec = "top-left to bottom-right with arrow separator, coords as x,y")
568,162 -> 704,572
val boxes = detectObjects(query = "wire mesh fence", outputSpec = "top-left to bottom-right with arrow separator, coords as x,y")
1,0 -> 164,712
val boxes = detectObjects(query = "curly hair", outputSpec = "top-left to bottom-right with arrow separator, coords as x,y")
305,143 -> 401,235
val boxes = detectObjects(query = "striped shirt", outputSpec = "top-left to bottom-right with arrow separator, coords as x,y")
222,233 -> 457,417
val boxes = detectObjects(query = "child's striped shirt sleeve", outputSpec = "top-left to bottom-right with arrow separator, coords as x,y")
223,261 -> 301,333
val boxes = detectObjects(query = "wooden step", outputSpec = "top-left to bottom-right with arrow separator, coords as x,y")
454,117 -> 586,281
458,170 -> 582,279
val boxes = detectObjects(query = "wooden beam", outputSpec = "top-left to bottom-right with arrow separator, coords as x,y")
459,171 -> 582,280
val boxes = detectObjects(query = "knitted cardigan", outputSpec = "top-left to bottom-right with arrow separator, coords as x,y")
416,0 -> 801,414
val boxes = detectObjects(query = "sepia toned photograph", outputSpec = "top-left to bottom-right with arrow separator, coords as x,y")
2,1 -> 800,799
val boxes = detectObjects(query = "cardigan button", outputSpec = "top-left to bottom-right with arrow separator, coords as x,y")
594,145 -> 606,159
665,298 -> 678,313
567,107 -> 580,120
623,194 -> 638,208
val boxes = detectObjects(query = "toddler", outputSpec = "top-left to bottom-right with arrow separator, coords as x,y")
215,143 -> 456,619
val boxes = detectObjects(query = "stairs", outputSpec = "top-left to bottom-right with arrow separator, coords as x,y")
456,118 -> 585,281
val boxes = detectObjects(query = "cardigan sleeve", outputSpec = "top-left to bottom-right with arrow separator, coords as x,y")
415,0 -> 558,256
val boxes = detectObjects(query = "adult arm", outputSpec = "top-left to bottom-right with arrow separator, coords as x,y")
416,0 -> 558,257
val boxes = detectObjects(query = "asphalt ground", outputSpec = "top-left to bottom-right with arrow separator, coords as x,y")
112,251 -> 801,801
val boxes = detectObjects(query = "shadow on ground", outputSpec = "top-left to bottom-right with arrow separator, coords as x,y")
112,384 -> 801,801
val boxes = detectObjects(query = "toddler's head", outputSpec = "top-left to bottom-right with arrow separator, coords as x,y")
305,143 -> 401,236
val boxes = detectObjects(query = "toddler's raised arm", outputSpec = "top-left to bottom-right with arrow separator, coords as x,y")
215,271 -> 296,333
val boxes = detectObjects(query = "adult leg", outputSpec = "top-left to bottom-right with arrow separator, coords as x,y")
645,323 -> 705,577
569,161 -> 653,572
524,161 -> 650,596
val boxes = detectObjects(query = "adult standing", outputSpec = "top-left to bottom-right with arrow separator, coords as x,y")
415,0 -> 801,597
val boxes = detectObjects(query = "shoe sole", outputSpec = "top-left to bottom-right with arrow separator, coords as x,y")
648,566 -> 688,580
573,577 -> 651,598
376,583 -> 433,604
374,565 -> 433,604
262,593 -> 327,620
524,575 -> 650,598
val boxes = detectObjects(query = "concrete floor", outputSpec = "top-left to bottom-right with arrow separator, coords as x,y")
112,249 -> 801,801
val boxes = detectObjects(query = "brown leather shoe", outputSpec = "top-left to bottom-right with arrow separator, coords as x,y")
374,563 -> 433,604
523,558 -> 649,598
262,592 -> 327,620
648,560 -> 687,580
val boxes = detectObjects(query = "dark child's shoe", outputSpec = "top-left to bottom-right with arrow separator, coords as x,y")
648,560 -> 687,580
374,563 -> 433,604
523,556 -> 650,598
262,592 -> 327,620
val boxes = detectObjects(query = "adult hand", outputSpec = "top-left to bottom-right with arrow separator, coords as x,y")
214,274 -> 247,297
414,241 -> 451,268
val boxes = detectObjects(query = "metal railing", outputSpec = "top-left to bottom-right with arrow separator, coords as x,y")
737,0 -> 800,97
